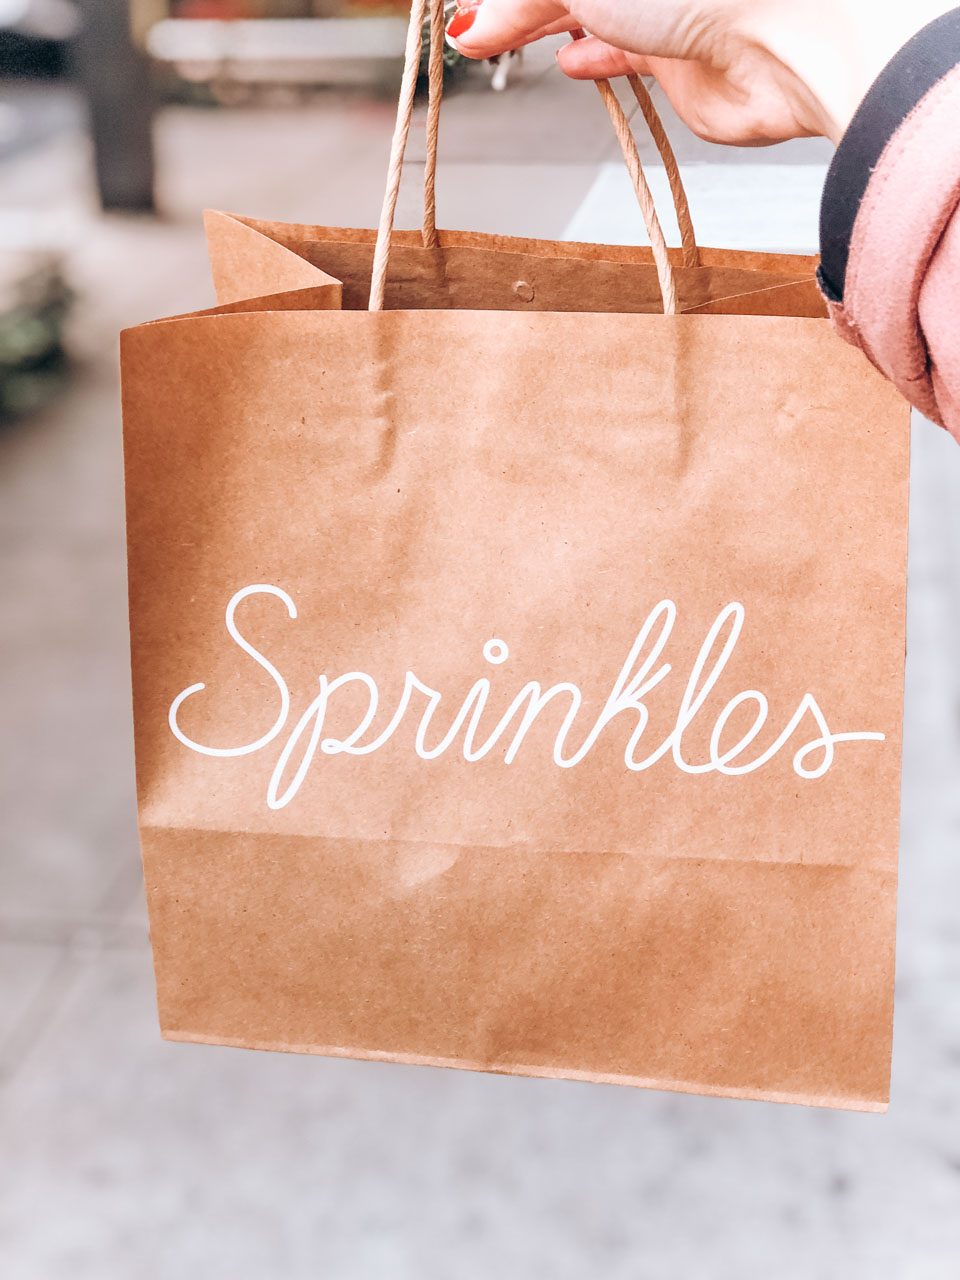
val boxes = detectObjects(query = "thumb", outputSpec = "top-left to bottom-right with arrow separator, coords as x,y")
450,0 -> 574,58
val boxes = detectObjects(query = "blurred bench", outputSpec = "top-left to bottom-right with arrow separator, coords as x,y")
145,16 -> 408,89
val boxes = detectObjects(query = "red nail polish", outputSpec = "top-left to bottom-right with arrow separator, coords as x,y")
446,4 -> 480,39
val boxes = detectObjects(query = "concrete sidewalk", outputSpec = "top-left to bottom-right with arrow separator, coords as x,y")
1,47 -> 959,1279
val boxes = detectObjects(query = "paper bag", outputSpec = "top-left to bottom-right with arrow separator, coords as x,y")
121,6 -> 910,1111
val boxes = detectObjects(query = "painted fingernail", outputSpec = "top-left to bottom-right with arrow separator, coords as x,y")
446,3 -> 481,40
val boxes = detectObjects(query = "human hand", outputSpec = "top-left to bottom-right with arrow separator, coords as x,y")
447,0 -> 959,145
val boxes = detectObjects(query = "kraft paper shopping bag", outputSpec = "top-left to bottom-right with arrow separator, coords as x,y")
120,0 -> 909,1111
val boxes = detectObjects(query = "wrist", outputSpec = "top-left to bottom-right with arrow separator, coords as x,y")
745,1 -> 960,143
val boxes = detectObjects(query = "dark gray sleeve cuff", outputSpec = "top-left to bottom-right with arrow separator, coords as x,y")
818,7 -> 960,303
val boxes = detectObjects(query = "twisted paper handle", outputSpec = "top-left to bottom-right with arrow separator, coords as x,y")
369,1 -> 699,313
625,71 -> 699,269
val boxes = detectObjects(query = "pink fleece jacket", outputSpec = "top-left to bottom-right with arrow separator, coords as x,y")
826,65 -> 960,442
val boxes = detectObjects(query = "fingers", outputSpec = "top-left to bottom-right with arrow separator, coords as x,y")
535,16 -> 584,38
450,0 -> 572,59
557,35 -> 651,79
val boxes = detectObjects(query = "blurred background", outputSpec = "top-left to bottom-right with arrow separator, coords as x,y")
1,3 -> 959,1275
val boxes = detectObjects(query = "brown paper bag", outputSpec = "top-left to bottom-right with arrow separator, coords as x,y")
121,5 -> 910,1111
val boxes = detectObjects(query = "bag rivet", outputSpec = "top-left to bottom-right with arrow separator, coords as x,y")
513,280 -> 535,302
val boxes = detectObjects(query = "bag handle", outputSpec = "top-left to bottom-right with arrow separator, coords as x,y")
369,0 -> 699,314
423,5 -> 701,275
621,71 -> 700,270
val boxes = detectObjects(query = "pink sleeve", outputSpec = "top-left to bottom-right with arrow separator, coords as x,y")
826,65 -> 960,442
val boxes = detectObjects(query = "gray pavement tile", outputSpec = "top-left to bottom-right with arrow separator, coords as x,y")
901,420 -> 960,802
0,376 -> 125,544
66,221 -> 215,336
564,160 -> 828,253
397,159 -> 601,239
155,99 -> 600,240
0,378 -> 138,922
0,529 -> 138,921
0,943 -> 68,1073
155,97 -> 397,227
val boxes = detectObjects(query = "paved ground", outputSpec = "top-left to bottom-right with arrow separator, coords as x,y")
1,44 -> 959,1278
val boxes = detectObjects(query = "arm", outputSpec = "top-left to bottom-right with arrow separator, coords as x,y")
819,10 -> 960,439
450,1 -> 960,438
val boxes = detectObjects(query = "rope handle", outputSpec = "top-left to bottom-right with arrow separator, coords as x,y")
625,71 -> 699,269
369,0 -> 699,313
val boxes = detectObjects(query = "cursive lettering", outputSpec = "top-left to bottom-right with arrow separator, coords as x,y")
168,585 -> 885,809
